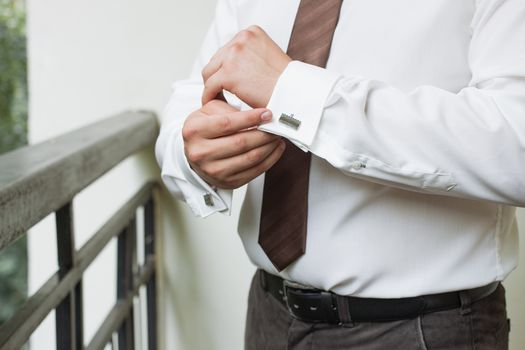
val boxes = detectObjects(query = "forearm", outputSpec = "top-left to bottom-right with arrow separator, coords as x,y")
259,0 -> 525,206
261,61 -> 525,206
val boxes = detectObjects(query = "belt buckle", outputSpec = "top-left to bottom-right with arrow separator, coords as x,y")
282,279 -> 315,317
282,280 -> 340,324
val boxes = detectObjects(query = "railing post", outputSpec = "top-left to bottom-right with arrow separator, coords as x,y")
74,281 -> 84,349
117,217 -> 137,349
55,202 -> 84,350
144,197 -> 157,350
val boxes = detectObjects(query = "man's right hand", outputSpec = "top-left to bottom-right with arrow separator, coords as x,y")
182,99 -> 286,189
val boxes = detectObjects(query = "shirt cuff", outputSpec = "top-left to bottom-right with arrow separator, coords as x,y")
258,61 -> 341,151
164,133 -> 232,217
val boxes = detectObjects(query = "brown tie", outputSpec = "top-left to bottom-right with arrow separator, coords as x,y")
259,0 -> 343,271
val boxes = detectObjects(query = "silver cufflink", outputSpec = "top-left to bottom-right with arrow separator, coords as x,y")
279,113 -> 301,130
203,193 -> 214,206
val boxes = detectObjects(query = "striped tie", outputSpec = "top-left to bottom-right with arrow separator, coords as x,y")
259,0 -> 343,271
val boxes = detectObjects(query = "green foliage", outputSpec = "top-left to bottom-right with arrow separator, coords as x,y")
0,0 -> 27,153
0,237 -> 27,323
0,0 -> 28,326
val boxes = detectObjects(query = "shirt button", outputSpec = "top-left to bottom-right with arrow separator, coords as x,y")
351,161 -> 365,170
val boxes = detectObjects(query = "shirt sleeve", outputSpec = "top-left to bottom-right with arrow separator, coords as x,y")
259,0 -> 525,207
155,0 -> 239,217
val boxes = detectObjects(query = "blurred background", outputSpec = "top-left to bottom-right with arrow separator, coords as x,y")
0,0 -> 523,349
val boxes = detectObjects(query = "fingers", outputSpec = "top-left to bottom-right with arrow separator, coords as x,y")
198,139 -> 286,189
202,46 -> 226,83
198,108 -> 273,138
224,139 -> 286,189
200,99 -> 238,115
202,70 -> 227,106
199,139 -> 282,180
203,129 -> 280,160
183,100 -> 285,190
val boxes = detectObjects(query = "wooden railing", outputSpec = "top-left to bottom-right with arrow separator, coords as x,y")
0,111 -> 160,350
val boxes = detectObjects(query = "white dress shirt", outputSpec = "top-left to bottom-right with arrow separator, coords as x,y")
156,0 -> 525,297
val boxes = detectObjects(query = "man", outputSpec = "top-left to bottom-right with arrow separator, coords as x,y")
156,0 -> 525,348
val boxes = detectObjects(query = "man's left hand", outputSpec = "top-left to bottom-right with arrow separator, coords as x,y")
202,26 -> 292,108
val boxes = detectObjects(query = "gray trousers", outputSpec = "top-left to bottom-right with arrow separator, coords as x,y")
245,270 -> 510,350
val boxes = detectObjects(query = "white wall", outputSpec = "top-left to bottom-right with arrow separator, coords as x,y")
26,0 -> 525,349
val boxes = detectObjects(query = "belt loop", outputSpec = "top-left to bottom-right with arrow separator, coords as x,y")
335,295 -> 354,328
459,290 -> 472,315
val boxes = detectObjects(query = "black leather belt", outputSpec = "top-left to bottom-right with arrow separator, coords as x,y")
261,270 -> 499,325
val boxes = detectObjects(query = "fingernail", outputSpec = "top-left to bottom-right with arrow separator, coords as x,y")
261,110 -> 272,121
280,140 -> 286,149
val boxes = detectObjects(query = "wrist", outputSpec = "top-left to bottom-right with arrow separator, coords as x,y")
262,57 -> 292,107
